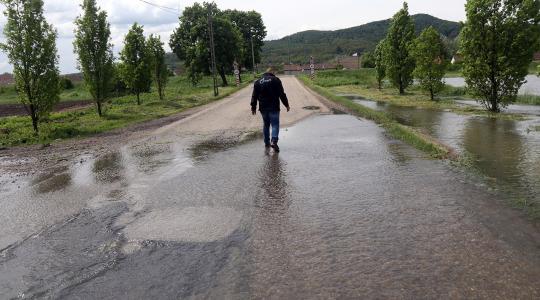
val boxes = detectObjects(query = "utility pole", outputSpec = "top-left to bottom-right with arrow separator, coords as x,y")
208,11 -> 218,96
250,31 -> 256,78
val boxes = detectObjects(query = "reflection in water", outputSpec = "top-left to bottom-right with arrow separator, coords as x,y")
258,153 -> 289,205
92,152 -> 125,183
352,97 -> 540,207
31,166 -> 73,194
463,118 -> 525,184
188,133 -> 262,162
131,144 -> 174,174
249,153 -> 296,298
33,173 -> 72,194
386,142 -> 413,165
381,103 -> 443,136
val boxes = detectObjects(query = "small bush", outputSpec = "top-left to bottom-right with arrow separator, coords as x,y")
60,77 -> 75,90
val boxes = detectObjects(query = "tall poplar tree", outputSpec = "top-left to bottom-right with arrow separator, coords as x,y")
74,0 -> 115,117
147,34 -> 168,101
1,0 -> 60,133
119,23 -> 152,105
412,27 -> 448,100
374,40 -> 386,90
383,2 -> 416,94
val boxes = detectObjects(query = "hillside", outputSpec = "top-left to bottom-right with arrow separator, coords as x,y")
262,14 -> 461,65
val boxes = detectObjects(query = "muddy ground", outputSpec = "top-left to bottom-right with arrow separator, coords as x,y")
0,100 -> 94,118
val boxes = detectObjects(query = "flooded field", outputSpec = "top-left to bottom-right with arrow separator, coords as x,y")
352,97 -> 540,209
445,75 -> 540,96
1,114 -> 540,298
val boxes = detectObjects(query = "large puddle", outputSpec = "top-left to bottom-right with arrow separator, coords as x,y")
352,97 -> 540,207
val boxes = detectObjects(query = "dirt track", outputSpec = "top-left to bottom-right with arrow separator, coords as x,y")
155,75 -> 329,135
0,76 -> 326,174
0,100 -> 93,117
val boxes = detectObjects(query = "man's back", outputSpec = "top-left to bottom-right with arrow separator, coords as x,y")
251,73 -> 289,112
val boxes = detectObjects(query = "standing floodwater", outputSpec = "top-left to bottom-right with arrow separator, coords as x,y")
445,75 -> 540,96
352,97 -> 540,209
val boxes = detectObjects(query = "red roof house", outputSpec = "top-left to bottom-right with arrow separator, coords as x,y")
0,73 -> 14,85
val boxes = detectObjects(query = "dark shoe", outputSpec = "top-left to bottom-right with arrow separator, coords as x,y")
265,143 -> 271,148
271,142 -> 280,153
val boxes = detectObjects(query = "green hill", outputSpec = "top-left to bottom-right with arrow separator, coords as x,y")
262,14 -> 461,65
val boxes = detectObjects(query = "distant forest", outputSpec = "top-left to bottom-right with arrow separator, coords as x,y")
262,14 -> 462,65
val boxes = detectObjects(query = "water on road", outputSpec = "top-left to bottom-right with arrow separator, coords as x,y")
1,114 -> 540,298
2,78 -> 540,299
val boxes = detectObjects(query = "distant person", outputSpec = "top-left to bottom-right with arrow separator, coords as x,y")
251,68 -> 290,152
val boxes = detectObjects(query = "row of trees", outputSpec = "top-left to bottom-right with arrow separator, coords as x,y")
373,3 -> 451,100
169,2 -> 266,86
375,1 -> 540,112
2,0 -> 173,132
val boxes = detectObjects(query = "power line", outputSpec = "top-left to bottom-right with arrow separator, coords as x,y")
137,0 -> 180,15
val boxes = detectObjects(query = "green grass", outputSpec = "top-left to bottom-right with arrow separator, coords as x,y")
298,75 -> 450,159
0,74 -> 250,147
516,94 -> 540,105
530,61 -> 540,74
0,82 -> 93,104
311,69 -> 377,88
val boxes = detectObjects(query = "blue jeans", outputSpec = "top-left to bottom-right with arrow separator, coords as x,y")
261,111 -> 280,145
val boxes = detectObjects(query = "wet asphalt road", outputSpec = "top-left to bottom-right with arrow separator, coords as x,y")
1,80 -> 540,299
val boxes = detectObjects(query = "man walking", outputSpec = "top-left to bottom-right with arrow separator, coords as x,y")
251,68 -> 290,153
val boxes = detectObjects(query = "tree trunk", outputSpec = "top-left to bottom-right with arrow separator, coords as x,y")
97,101 -> 103,117
430,88 -> 434,101
219,67 -> 228,87
490,75 -> 499,112
490,97 -> 499,112
136,92 -> 141,105
238,68 -> 243,83
157,81 -> 163,101
29,104 -> 39,134
399,75 -> 405,95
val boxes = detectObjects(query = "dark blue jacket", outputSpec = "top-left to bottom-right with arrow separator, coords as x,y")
251,73 -> 290,112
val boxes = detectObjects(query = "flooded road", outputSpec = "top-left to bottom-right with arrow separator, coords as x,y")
353,97 -> 540,211
2,79 -> 540,298
445,75 -> 540,96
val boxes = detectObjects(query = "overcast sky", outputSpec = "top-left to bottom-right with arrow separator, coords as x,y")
0,0 -> 467,74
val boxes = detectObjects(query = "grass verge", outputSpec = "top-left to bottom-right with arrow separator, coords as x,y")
0,75 -> 251,147
516,94 -> 540,105
332,85 -> 527,121
298,76 -> 450,159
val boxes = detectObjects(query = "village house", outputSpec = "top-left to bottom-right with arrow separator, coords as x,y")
283,63 -> 337,75
0,73 -> 14,86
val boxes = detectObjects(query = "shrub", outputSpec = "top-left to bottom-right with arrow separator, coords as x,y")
60,77 -> 75,90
